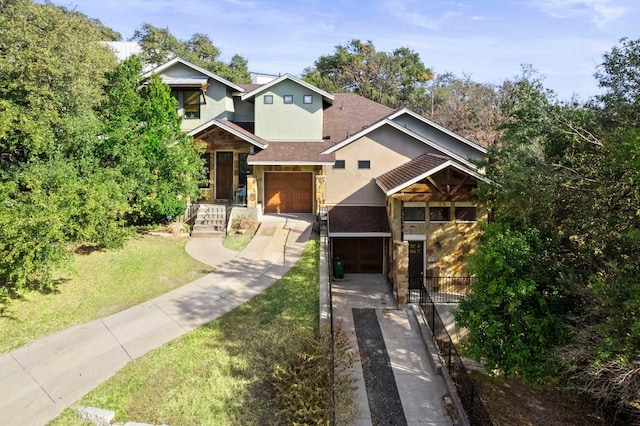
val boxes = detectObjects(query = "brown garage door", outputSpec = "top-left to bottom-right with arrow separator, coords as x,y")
333,238 -> 383,274
264,172 -> 313,213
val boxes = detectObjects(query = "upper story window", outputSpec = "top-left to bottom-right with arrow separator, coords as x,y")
333,160 -> 345,169
404,207 -> 426,222
303,94 -> 313,104
183,90 -> 201,119
455,205 -> 477,222
429,206 -> 451,222
283,95 -> 293,104
358,160 -> 370,169
264,95 -> 273,104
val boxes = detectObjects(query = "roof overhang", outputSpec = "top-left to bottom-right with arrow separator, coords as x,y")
161,76 -> 209,89
188,119 -> 268,150
240,73 -> 334,104
328,232 -> 391,238
378,159 -> 492,196
142,57 -> 244,92
248,160 -> 334,166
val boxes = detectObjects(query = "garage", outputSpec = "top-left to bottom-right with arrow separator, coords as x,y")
264,172 -> 313,213
332,237 -> 384,274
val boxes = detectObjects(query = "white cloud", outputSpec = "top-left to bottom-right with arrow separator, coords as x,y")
382,0 -> 462,29
530,0 -> 628,28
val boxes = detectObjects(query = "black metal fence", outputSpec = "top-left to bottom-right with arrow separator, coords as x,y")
407,276 -> 476,303
420,292 -> 493,426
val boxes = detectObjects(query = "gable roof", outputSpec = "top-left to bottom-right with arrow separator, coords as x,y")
142,57 -> 244,92
240,74 -> 334,104
375,153 -> 491,196
327,206 -> 390,237
188,118 -> 268,149
387,109 -> 487,154
323,118 -> 480,169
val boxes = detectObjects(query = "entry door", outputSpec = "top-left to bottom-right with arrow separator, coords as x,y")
215,151 -> 234,200
408,241 -> 424,289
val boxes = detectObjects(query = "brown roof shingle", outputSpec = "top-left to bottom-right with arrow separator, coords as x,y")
328,206 -> 390,234
375,153 -> 451,194
249,141 -> 335,163
323,93 -> 394,143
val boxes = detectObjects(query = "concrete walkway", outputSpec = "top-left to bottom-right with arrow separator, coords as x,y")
0,214 -> 313,426
332,275 -> 456,425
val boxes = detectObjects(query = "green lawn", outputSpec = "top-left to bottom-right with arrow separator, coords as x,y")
0,234 -> 214,353
52,237 -> 321,426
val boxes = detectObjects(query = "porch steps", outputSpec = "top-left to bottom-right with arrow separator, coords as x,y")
190,204 -> 227,238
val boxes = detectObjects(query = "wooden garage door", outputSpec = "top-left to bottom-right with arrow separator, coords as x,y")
333,238 -> 383,274
264,172 -> 313,213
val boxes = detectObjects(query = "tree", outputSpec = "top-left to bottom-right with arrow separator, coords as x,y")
131,24 -> 251,84
302,39 -> 433,109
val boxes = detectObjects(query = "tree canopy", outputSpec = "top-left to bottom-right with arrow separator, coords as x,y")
0,1 -> 203,307
455,38 -> 640,421
131,24 -> 251,84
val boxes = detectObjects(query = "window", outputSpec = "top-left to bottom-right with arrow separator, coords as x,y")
429,206 -> 451,222
183,90 -> 201,119
404,206 -> 425,222
303,94 -> 313,104
333,160 -> 345,169
283,95 -> 293,104
455,206 -> 477,222
358,160 -> 370,169
264,95 -> 273,104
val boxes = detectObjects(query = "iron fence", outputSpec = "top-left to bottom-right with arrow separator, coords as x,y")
407,276 -> 476,303
420,292 -> 493,426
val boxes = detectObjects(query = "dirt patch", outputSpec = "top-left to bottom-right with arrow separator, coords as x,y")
471,373 -> 626,426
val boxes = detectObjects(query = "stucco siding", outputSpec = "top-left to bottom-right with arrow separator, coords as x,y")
325,126 -> 437,205
392,115 -> 485,162
254,80 -> 323,141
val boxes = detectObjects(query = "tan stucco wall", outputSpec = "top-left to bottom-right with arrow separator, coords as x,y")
254,80 -> 323,141
325,126 -> 439,206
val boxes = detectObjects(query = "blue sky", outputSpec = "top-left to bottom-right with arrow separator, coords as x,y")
53,0 -> 639,101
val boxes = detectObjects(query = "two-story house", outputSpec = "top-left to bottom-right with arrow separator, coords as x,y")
143,57 -> 488,304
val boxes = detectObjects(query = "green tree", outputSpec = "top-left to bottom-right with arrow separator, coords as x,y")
131,24 -> 251,83
302,39 -> 433,109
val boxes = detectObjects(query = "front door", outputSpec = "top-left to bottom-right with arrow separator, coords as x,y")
215,151 -> 234,200
408,241 -> 424,289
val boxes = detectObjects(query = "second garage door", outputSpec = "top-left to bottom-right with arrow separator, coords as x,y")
332,238 -> 383,274
264,172 -> 313,213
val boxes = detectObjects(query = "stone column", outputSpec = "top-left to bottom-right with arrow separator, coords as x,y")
394,241 -> 409,304
315,174 -> 326,216
246,175 -> 257,209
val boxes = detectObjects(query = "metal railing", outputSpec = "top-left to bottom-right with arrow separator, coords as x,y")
407,276 -> 476,303
420,292 -> 493,426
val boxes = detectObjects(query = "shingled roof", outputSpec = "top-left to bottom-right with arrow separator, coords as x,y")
375,153 -> 451,195
327,206 -> 390,236
323,93 -> 394,143
248,141 -> 334,164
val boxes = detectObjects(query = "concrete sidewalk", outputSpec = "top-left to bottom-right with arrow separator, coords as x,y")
332,275 -> 455,425
0,214 -> 313,426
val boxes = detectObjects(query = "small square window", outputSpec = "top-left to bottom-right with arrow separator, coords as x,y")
358,160 -> 370,169
455,206 -> 477,221
333,160 -> 345,169
303,94 -> 313,104
264,95 -> 273,104
283,95 -> 293,104
404,207 -> 425,222
430,206 -> 451,222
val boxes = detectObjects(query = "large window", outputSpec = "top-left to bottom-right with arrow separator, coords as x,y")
404,206 -> 426,222
429,206 -> 451,222
455,205 -> 477,222
184,90 -> 201,119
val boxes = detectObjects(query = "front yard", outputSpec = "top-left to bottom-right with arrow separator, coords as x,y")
51,237 -> 326,425
0,234 -> 214,353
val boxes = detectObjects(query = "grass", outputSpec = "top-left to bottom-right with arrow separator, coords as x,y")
52,236 -> 321,426
0,234 -> 214,353
222,232 -> 253,252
